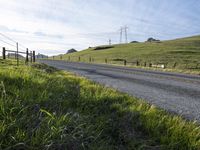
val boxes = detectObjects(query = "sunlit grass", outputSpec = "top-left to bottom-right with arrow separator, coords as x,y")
0,60 -> 200,149
52,35 -> 200,74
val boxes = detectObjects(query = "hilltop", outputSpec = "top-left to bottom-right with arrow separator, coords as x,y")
56,35 -> 200,70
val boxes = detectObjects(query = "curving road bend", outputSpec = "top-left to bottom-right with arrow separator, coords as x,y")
38,60 -> 200,122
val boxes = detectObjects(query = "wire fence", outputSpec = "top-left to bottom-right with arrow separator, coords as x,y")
49,55 -> 200,70
0,32 -> 36,66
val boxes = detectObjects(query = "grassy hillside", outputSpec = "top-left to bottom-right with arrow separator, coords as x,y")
56,35 -> 200,71
0,59 -> 200,149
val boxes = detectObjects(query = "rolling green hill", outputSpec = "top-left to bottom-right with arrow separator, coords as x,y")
55,35 -> 200,71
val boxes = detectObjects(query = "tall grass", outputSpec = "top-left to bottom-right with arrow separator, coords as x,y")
0,60 -> 199,149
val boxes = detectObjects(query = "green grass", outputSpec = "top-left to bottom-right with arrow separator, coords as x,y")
54,35 -> 200,74
0,59 -> 200,150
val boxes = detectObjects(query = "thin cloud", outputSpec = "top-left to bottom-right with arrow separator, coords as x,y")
0,0 -> 199,55
34,32 -> 64,39
0,25 -> 28,34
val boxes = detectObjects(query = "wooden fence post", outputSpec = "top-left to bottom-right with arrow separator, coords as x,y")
136,60 -> 139,66
105,58 -> 107,64
2,47 -> 6,59
173,62 -> 177,68
33,51 -> 35,62
78,56 -> 80,62
60,55 -> 62,60
144,62 -> 146,67
26,48 -> 29,63
15,52 -> 17,60
30,51 -> 33,63
164,63 -> 166,69
196,63 -> 200,69
124,60 -> 127,66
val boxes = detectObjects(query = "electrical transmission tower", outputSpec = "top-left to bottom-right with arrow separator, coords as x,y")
124,26 -> 128,43
119,26 -> 128,43
119,27 -> 123,43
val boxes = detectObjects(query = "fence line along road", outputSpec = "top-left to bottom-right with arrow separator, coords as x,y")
2,47 -> 36,65
51,55 -> 200,70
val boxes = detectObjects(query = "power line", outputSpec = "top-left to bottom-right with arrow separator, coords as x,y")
0,38 -> 16,47
0,46 -> 10,49
0,32 -> 17,43
0,32 -> 29,51
0,43 -> 25,52
18,43 -> 27,49
19,47 -> 27,51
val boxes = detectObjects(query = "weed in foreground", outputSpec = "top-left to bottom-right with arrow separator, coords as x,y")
0,62 -> 199,150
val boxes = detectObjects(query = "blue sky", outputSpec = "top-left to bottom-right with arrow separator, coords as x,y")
0,0 -> 200,55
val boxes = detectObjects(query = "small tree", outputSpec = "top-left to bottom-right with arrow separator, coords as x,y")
146,37 -> 160,42
67,48 -> 77,54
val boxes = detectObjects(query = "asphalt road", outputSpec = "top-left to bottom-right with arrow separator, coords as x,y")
39,60 -> 200,122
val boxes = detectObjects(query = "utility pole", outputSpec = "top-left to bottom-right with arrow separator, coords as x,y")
26,48 -> 29,63
2,47 -> 6,59
30,51 -> 32,62
109,39 -> 111,45
33,51 -> 35,62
